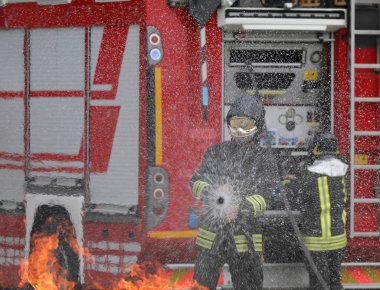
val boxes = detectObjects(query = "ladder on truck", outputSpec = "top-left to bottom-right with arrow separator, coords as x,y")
350,0 -> 380,239
348,0 -> 380,288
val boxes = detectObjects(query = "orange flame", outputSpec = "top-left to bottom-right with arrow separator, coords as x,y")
113,262 -> 208,290
19,232 -> 76,290
19,216 -> 79,290
18,216 -> 207,289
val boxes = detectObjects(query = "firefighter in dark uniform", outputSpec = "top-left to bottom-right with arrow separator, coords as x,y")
295,132 -> 348,290
190,94 -> 280,290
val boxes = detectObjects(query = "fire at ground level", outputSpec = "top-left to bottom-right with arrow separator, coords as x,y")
1,261 -> 380,289
0,212 -> 380,289
1,229 -> 380,290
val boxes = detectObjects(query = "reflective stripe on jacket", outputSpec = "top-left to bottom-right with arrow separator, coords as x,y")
234,234 -> 263,253
296,157 -> 348,252
192,180 -> 209,200
246,194 -> 267,216
304,233 -> 347,251
195,228 -> 216,249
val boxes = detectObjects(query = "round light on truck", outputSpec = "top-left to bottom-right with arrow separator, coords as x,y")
150,48 -> 162,61
154,172 -> 164,184
149,33 -> 161,46
153,188 -> 165,200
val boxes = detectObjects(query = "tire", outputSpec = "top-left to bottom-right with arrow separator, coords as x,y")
55,231 -> 80,287
29,206 -> 80,289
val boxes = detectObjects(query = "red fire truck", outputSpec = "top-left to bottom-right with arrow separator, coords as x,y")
0,0 -> 379,288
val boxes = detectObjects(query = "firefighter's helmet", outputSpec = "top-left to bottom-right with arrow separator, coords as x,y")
226,94 -> 265,139
310,132 -> 339,157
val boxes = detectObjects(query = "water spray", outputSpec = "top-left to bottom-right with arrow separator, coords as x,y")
203,183 -> 241,225
202,183 -> 257,257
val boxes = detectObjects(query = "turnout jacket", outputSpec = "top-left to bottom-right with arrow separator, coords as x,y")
296,156 -> 349,252
190,138 -> 279,253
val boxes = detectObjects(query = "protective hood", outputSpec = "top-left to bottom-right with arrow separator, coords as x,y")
307,157 -> 348,177
226,94 -> 265,132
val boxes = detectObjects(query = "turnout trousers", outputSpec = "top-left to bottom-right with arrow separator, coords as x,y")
194,239 -> 263,290
306,249 -> 345,290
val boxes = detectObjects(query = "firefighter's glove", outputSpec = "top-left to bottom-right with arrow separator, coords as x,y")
192,180 -> 210,201
244,194 -> 267,217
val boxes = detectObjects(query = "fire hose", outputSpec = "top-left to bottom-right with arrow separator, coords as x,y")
280,186 -> 329,290
204,183 -> 329,289
238,187 -> 329,290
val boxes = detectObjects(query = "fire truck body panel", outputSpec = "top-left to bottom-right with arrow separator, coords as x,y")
89,25 -> 140,208
0,0 -> 379,288
0,7 -> 145,283
143,2 -> 222,239
0,29 -> 25,204
0,26 -> 141,192
0,213 -> 24,287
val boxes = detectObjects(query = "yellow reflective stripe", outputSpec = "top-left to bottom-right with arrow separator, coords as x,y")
306,239 -> 346,247
318,176 -> 331,237
192,181 -> 208,199
305,240 -> 347,251
234,234 -> 263,242
304,233 -> 346,243
255,195 -> 266,208
235,244 -> 263,253
251,196 -> 263,212
323,176 -> 332,237
246,195 -> 266,211
317,177 -> 326,236
198,228 -> 216,240
234,234 -> 263,252
234,235 -> 247,243
304,233 -> 347,251
147,230 -> 197,239
252,234 -> 263,252
196,237 -> 213,249
246,194 -> 266,214
252,234 -> 263,242
155,66 -> 163,166
246,196 -> 260,213
326,177 -> 332,237
236,244 -> 249,252
342,210 -> 347,226
196,228 -> 216,249
252,194 -> 267,212
306,243 -> 346,251
236,244 -> 263,252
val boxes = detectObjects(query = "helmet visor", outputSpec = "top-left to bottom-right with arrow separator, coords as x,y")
228,116 -> 258,138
